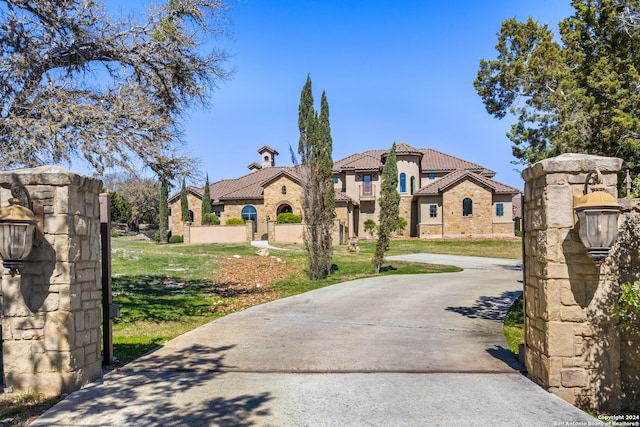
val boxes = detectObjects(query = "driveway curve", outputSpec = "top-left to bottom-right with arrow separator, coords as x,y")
33,254 -> 597,426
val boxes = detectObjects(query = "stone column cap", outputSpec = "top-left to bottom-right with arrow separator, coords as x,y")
523,154 -> 623,182
0,166 -> 102,189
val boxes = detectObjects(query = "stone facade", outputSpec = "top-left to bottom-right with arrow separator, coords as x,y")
442,180 -> 493,238
262,176 -> 303,222
170,145 -> 520,242
398,196 -> 413,237
170,190 -> 203,237
0,166 -> 103,396
521,153 -> 640,413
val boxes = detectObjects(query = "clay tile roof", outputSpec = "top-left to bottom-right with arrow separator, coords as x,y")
394,142 -> 424,158
210,166 -> 299,201
420,148 -> 494,176
333,150 -> 386,172
335,190 -> 359,206
168,185 -> 203,203
415,170 -> 521,196
257,145 -> 279,156
334,145 -> 495,177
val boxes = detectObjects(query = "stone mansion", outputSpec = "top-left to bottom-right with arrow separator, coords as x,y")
169,143 -> 521,241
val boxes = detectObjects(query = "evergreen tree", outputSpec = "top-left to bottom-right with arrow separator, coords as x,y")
159,179 -> 169,244
180,178 -> 190,222
318,91 -> 335,276
201,174 -> 212,225
108,191 -> 133,225
374,143 -> 400,273
475,0 -> 640,171
297,75 -> 335,280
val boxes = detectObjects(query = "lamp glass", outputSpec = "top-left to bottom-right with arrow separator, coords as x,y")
575,206 -> 619,258
0,201 -> 38,273
0,221 -> 35,262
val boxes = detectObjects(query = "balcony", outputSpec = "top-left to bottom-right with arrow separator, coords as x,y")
359,184 -> 376,201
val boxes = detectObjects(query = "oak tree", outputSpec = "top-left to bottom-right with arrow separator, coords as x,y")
0,0 -> 229,178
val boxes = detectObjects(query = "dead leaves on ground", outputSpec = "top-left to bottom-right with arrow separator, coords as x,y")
212,255 -> 299,314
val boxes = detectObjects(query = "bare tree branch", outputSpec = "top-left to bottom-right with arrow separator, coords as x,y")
0,0 -> 230,178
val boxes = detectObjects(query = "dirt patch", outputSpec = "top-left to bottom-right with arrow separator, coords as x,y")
212,255 -> 300,314
0,393 -> 62,426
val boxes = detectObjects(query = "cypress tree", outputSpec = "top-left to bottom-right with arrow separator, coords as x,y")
374,142 -> 400,273
158,179 -> 169,244
318,90 -> 335,276
180,177 -> 190,222
201,174 -> 212,225
297,75 -> 334,279
298,75 -> 314,164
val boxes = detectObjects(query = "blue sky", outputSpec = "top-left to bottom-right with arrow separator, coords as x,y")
115,0 -> 576,189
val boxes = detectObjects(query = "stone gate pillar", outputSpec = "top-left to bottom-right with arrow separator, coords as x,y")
522,154 -> 622,412
0,166 -> 103,395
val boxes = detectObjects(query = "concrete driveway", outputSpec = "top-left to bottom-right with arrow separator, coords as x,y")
32,254 -> 598,426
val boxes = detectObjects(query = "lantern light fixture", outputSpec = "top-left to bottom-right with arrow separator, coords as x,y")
573,169 -> 620,263
0,184 -> 38,275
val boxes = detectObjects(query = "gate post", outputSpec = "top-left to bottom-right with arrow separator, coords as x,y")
522,154 -> 622,412
0,166 -> 103,396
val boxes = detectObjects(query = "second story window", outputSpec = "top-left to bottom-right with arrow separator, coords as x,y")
399,173 -> 406,193
363,174 -> 372,195
282,185 -> 287,195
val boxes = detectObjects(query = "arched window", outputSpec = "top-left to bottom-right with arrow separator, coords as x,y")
462,198 -> 473,217
399,173 -> 406,193
241,205 -> 257,222
410,176 -> 416,195
188,210 -> 194,223
278,204 -> 293,215
282,185 -> 287,195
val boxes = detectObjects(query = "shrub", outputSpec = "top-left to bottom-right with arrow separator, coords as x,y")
276,212 -> 301,223
396,216 -> 407,234
225,217 -> 245,225
203,213 -> 220,225
155,231 -> 172,243
364,219 -> 377,237
169,235 -> 183,243
110,229 -> 119,238
614,281 -> 640,334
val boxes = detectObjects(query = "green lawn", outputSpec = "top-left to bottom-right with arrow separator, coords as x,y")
503,293 -> 524,359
